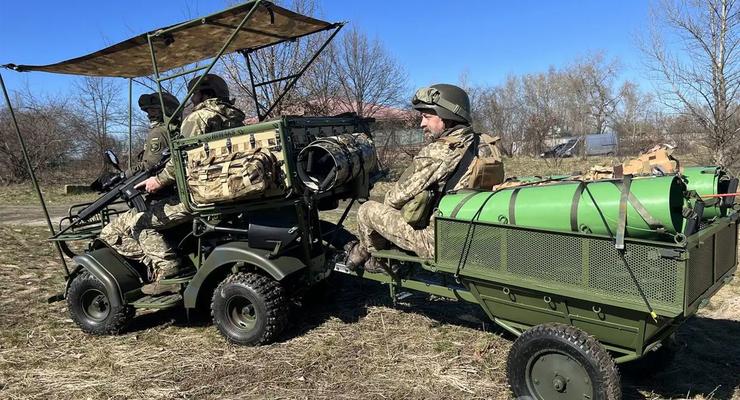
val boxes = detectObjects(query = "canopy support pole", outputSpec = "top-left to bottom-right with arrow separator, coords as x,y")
148,0 -> 264,130
0,72 -> 70,278
250,23 -> 344,121
128,78 -> 133,170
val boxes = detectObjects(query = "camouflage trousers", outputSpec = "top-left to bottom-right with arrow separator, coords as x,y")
356,200 -> 435,259
99,196 -> 191,280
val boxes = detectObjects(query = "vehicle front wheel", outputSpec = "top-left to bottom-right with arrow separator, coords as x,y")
506,323 -> 621,400
211,272 -> 289,345
66,271 -> 134,335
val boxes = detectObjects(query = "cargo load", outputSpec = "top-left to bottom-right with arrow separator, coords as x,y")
438,176 -> 686,241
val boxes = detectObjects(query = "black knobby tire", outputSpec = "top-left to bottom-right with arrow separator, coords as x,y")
66,271 -> 134,335
507,323 -> 621,400
211,272 -> 289,346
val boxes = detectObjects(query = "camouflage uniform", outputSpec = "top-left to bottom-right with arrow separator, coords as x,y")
101,98 -> 244,280
357,125 -> 476,259
124,121 -> 171,177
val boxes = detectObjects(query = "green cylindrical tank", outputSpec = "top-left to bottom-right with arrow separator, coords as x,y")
682,166 -> 732,219
438,176 -> 686,240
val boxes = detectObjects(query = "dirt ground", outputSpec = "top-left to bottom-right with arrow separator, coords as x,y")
1,157 -> 739,399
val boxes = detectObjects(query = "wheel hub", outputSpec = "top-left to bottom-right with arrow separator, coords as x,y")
227,296 -> 257,331
526,351 -> 593,400
81,289 -> 110,322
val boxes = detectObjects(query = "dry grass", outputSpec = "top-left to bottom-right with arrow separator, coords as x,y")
0,184 -> 98,206
1,226 -> 739,399
1,154 -> 739,399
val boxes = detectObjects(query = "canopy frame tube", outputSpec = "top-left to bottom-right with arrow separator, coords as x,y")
148,0 -> 264,134
243,22 -> 343,121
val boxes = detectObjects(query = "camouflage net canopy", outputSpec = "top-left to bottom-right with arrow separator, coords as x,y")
4,1 -> 335,78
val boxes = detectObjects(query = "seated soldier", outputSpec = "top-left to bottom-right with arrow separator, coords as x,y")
346,84 -> 494,272
100,91 -> 181,285
125,74 -> 245,295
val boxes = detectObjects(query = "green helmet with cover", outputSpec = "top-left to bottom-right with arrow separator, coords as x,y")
138,92 -> 180,119
411,83 -> 471,124
187,73 -> 230,100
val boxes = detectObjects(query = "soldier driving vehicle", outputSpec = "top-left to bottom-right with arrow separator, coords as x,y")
3,1 -> 738,399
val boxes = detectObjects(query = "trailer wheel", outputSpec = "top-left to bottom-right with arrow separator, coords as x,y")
507,323 -> 621,400
66,271 -> 134,335
211,272 -> 288,346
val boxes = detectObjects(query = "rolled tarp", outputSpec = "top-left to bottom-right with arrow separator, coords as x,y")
438,175 -> 686,241
296,133 -> 377,192
682,166 -> 737,219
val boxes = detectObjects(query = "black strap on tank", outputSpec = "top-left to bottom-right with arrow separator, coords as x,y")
610,180 -> 665,232
615,176 -> 632,250
570,182 -> 586,232
450,191 -> 480,218
508,188 -> 521,225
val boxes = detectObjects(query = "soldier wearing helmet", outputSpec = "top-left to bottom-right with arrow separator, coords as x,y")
130,74 -> 246,295
123,92 -> 181,178
346,84 -> 490,272
151,74 -> 246,187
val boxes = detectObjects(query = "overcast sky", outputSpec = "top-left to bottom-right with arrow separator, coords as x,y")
0,0 -> 655,99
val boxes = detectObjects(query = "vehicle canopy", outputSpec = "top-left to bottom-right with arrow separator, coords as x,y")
3,0 -> 343,122
0,0 -> 344,276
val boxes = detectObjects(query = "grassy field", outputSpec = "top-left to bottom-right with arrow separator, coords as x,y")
0,155 -> 739,399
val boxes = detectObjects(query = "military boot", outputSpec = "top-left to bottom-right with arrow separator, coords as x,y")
141,263 -> 181,295
141,281 -> 180,296
344,241 -> 370,271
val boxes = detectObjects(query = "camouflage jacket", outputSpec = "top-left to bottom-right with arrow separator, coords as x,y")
157,98 -> 245,186
384,125 -> 476,210
125,121 -> 170,178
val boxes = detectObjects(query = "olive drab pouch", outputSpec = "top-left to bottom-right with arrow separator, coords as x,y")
467,134 -> 505,189
187,148 -> 281,204
401,189 -> 434,228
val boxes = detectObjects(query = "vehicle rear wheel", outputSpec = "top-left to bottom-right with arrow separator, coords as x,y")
211,272 -> 289,345
507,323 -> 621,400
66,271 -> 134,335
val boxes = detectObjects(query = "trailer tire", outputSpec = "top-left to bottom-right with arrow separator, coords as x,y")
211,272 -> 288,346
66,271 -> 134,335
507,323 -> 621,400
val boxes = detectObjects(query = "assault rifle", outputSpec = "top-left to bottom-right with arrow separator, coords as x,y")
52,149 -> 171,238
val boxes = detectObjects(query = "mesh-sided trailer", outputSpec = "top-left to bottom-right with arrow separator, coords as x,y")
337,210 -> 739,399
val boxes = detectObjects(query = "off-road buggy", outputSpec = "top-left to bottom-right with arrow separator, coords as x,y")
3,0 -> 374,345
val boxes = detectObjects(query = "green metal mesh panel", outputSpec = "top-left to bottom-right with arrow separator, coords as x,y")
688,236 -> 715,305
715,224 -> 738,279
436,219 -> 683,309
506,229 -> 582,285
437,222 -> 505,271
587,240 -> 678,305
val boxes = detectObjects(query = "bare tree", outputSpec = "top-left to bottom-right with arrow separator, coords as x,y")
73,77 -> 126,170
644,0 -> 740,166
0,91 -> 79,183
333,26 -> 407,117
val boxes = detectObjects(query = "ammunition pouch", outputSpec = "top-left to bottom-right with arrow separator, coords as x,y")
401,189 -> 435,228
467,134 -> 504,190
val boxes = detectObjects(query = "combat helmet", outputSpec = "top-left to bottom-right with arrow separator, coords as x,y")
138,92 -> 180,119
411,83 -> 471,124
187,74 -> 230,100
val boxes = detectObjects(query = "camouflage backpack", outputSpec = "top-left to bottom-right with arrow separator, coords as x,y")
187,148 -> 281,204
